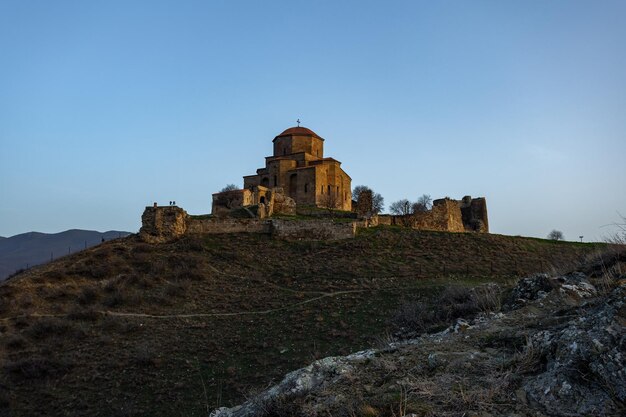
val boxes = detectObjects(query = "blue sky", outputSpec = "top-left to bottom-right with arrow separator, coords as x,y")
1,0 -> 625,241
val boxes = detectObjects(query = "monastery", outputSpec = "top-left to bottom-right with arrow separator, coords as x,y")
212,125 -> 352,215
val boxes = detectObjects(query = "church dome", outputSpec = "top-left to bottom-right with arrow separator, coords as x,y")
277,126 -> 321,138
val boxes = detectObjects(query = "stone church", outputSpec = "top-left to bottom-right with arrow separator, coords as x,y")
212,126 -> 352,215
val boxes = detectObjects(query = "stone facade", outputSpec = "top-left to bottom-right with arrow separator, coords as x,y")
213,126 -> 352,215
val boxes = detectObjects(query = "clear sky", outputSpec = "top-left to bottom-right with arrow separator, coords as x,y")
1,0 -> 625,241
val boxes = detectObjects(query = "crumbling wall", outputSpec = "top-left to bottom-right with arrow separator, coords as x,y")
187,218 -> 271,234
371,196 -> 487,233
422,198 -> 465,232
139,206 -> 188,243
460,196 -> 489,232
270,219 -> 356,240
212,187 -> 295,218
211,189 -> 253,216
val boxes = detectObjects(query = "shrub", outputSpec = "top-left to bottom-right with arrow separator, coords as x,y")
4,334 -> 26,350
102,290 -> 125,308
3,357 -> 71,380
23,317 -> 80,340
67,306 -> 100,322
43,270 -> 65,280
132,344 -> 156,366
391,301 -> 437,333
77,286 -> 99,305
471,284 -> 502,313
438,286 -> 479,321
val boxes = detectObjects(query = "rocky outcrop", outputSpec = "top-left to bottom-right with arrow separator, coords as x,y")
523,284 -> 624,416
210,272 -> 625,417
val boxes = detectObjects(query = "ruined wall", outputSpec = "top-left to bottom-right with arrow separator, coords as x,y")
212,189 -> 253,216
270,219 -> 356,240
186,218 -> 271,234
420,198 -> 466,232
139,206 -> 188,243
372,197 -> 484,233
461,197 -> 489,232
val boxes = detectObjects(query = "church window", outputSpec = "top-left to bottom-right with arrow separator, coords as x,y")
327,185 -> 331,195
321,186 -> 324,194
304,183 -> 308,193
273,175 -> 277,186
283,148 -> 286,156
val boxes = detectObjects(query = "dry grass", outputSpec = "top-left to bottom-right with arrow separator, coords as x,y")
0,229 -> 599,417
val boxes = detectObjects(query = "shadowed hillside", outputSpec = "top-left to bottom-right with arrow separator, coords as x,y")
0,228 -> 604,417
0,230 -> 131,280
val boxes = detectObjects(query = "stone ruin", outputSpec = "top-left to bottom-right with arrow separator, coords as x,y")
211,186 -> 296,219
371,196 -> 488,233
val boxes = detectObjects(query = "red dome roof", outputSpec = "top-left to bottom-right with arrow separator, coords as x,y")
277,126 -> 321,138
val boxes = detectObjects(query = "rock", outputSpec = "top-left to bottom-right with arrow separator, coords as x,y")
523,284 -> 625,416
210,350 -> 376,417
502,273 -> 554,311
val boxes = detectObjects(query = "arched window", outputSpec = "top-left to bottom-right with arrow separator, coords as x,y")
327,185 -> 331,195
304,183 -> 308,193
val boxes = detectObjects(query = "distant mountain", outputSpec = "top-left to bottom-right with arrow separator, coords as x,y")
0,229 -> 131,280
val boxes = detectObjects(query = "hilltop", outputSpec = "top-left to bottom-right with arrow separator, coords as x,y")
0,228 -> 604,417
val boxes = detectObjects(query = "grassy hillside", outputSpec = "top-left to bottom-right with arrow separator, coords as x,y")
0,227 -> 602,417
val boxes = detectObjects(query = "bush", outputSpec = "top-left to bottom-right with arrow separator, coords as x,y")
4,357 -> 71,380
4,334 -> 26,350
438,286 -> 479,321
391,302 -> 437,333
102,290 -> 125,308
392,284 -> 504,334
23,317 -> 81,340
67,306 -> 100,322
77,286 -> 99,305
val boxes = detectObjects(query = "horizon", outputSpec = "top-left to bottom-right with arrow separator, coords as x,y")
1,1 -> 625,241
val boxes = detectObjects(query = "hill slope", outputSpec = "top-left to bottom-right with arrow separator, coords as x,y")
0,228 -> 603,417
0,229 -> 131,280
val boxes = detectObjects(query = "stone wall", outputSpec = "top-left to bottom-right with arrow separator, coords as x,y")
270,219 -> 356,241
186,218 -> 271,234
140,206 -> 356,242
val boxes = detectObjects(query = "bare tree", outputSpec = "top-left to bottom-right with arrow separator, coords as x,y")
412,194 -> 432,212
220,184 -> 238,192
352,185 -> 384,215
605,212 -> 626,245
547,230 -> 564,241
390,199 -> 412,216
